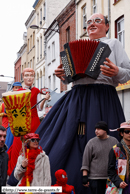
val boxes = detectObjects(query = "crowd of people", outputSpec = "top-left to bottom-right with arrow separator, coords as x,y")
0,12 -> 130,194
1,120 -> 130,194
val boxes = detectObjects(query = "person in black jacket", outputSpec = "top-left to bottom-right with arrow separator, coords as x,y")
108,120 -> 130,193
0,125 -> 8,193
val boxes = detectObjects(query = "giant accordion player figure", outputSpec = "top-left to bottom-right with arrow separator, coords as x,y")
36,39 -> 130,194
36,14 -> 130,194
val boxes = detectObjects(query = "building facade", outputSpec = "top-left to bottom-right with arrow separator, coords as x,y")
76,0 -> 130,120
111,0 -> 130,120
25,10 -> 36,86
14,32 -> 27,83
33,0 -> 72,91
44,20 -> 60,93
14,0 -> 130,119
33,0 -> 46,90
57,0 -> 76,92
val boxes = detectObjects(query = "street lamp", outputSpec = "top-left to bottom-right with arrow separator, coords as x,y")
30,25 -> 59,33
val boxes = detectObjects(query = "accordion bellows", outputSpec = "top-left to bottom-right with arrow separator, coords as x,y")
60,39 -> 111,82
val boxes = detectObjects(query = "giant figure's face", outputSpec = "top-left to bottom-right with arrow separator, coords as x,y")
2,91 -> 31,137
23,71 -> 34,86
87,13 -> 109,40
11,106 -> 29,136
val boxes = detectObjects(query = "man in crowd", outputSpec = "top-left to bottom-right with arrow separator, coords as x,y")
108,120 -> 130,193
81,121 -> 118,194
0,126 -> 8,193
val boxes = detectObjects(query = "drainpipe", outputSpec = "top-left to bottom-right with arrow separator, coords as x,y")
108,0 -> 110,38
76,0 -> 78,39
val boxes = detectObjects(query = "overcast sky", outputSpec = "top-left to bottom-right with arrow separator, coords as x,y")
0,0 -> 35,82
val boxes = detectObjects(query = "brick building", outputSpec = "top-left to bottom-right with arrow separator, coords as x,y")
14,32 -> 27,82
56,0 -> 76,92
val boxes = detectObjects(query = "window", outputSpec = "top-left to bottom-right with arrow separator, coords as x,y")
41,76 -> 42,89
33,31 -> 35,46
116,16 -> 125,48
53,74 -> 56,90
40,8 -> 42,25
37,39 -> 39,62
114,0 -> 120,4
28,62 -> 30,67
18,67 -> 19,81
48,46 -> 51,64
16,69 -> 17,81
30,35 -> 32,49
66,27 -> 70,42
92,0 -> 97,13
37,73 -> 39,89
37,13 -> 39,26
48,76 -> 51,89
40,71 -> 42,89
30,60 -> 32,69
28,39 -> 30,52
40,36 -> 42,59
43,34 -> 45,57
52,42 -> 55,61
33,57 -> 35,70
82,6 -> 86,30
43,3 -> 46,20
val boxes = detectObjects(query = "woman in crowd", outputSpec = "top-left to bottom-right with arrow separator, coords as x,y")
14,133 -> 51,190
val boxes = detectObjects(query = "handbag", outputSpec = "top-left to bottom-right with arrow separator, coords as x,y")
105,183 -> 122,194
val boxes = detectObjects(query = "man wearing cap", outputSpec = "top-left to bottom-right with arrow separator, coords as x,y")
108,120 -> 130,193
81,121 -> 118,194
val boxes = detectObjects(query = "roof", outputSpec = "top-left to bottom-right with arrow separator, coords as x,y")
25,10 -> 35,26
33,0 -> 39,8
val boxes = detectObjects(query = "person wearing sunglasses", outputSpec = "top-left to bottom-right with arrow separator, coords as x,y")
107,121 -> 130,193
14,133 -> 51,190
36,13 -> 130,194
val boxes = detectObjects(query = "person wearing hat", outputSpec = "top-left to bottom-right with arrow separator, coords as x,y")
107,120 -> 130,193
12,82 -> 22,91
14,133 -> 51,191
81,121 -> 118,194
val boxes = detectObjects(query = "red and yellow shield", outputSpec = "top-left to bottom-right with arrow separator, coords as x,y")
2,90 -> 31,137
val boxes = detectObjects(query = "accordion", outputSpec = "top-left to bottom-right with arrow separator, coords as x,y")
60,39 -> 111,83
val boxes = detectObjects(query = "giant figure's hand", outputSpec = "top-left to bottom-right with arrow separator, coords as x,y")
55,64 -> 65,81
45,93 -> 50,100
100,58 -> 119,77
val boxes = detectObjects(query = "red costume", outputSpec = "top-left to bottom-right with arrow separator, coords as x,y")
7,87 -> 41,176
0,103 -> 8,128
53,169 -> 75,194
